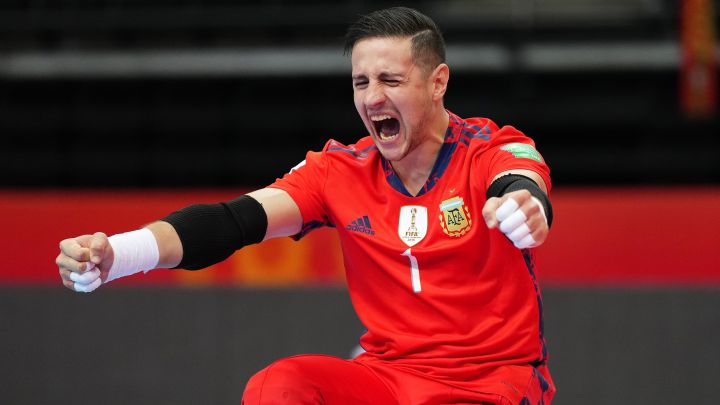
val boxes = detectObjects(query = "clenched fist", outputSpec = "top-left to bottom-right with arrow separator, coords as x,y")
482,189 -> 549,249
56,232 -> 114,293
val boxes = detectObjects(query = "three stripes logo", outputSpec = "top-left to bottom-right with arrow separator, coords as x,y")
346,215 -> 375,236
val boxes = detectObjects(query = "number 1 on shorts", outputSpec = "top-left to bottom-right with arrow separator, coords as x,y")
402,248 -> 421,293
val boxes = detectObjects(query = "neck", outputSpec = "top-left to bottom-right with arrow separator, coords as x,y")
392,108 -> 449,196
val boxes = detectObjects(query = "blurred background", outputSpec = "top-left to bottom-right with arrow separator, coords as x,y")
1,0 -> 718,404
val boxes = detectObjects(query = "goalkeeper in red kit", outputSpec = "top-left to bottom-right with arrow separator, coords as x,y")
57,7 -> 556,404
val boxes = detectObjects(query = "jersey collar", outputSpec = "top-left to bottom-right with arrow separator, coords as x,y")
381,111 -> 466,197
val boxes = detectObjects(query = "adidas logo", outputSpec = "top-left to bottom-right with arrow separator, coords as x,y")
346,215 -> 375,235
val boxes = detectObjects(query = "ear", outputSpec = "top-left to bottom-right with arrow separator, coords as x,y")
430,63 -> 449,101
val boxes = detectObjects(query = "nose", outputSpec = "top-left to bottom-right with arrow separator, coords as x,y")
364,83 -> 386,108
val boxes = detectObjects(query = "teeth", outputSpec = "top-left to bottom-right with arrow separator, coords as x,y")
371,114 -> 398,141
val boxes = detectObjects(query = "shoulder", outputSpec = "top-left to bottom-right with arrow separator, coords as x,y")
447,113 -> 528,150
279,136 -> 377,181
459,116 -> 535,149
457,115 -> 550,191
323,136 -> 377,156
318,136 -> 379,164
449,115 -> 542,166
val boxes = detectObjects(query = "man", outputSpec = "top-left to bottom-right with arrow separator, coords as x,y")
57,7 -> 555,404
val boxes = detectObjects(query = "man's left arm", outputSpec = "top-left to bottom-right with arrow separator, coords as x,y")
482,169 -> 553,249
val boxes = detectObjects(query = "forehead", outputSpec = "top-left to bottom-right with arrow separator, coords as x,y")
351,36 -> 414,74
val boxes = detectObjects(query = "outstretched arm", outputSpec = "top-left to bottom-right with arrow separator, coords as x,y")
57,188 -> 302,293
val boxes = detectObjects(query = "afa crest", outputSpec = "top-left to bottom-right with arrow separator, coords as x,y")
438,196 -> 472,237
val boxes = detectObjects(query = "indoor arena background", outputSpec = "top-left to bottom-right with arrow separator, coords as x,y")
1,1 -> 718,404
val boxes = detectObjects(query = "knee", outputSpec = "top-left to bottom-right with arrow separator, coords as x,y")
242,367 -> 269,404
242,357 -> 321,405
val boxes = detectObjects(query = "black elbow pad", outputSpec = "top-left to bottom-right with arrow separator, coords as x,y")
162,195 -> 268,270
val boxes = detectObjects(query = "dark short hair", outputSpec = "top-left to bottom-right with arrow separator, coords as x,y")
344,7 -> 446,71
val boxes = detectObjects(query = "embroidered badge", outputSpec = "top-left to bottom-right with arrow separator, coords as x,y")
398,206 -> 428,247
439,196 -> 472,237
500,143 -> 542,162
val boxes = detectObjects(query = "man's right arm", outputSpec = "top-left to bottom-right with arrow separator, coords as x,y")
247,188 -> 303,241
57,188 -> 302,292
150,187 -> 302,268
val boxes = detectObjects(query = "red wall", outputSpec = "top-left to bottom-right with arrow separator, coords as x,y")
2,187 -> 718,287
537,187 -> 720,286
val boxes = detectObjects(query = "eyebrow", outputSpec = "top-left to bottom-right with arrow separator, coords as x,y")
378,72 -> 403,79
352,71 -> 404,81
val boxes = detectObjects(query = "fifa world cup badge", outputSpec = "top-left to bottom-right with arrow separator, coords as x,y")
398,206 -> 428,247
439,196 -> 472,237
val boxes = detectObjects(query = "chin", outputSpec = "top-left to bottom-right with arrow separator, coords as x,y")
376,145 -> 406,163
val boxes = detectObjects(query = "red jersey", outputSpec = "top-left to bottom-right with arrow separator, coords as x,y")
269,111 -> 552,392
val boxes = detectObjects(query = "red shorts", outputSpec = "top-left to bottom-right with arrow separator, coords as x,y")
242,354 -> 555,405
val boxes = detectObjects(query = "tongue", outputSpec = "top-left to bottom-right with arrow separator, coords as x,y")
381,118 -> 400,136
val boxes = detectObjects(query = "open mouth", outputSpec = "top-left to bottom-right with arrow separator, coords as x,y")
371,115 -> 400,141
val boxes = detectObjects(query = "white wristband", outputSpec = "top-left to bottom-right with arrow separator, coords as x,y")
106,228 -> 160,283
